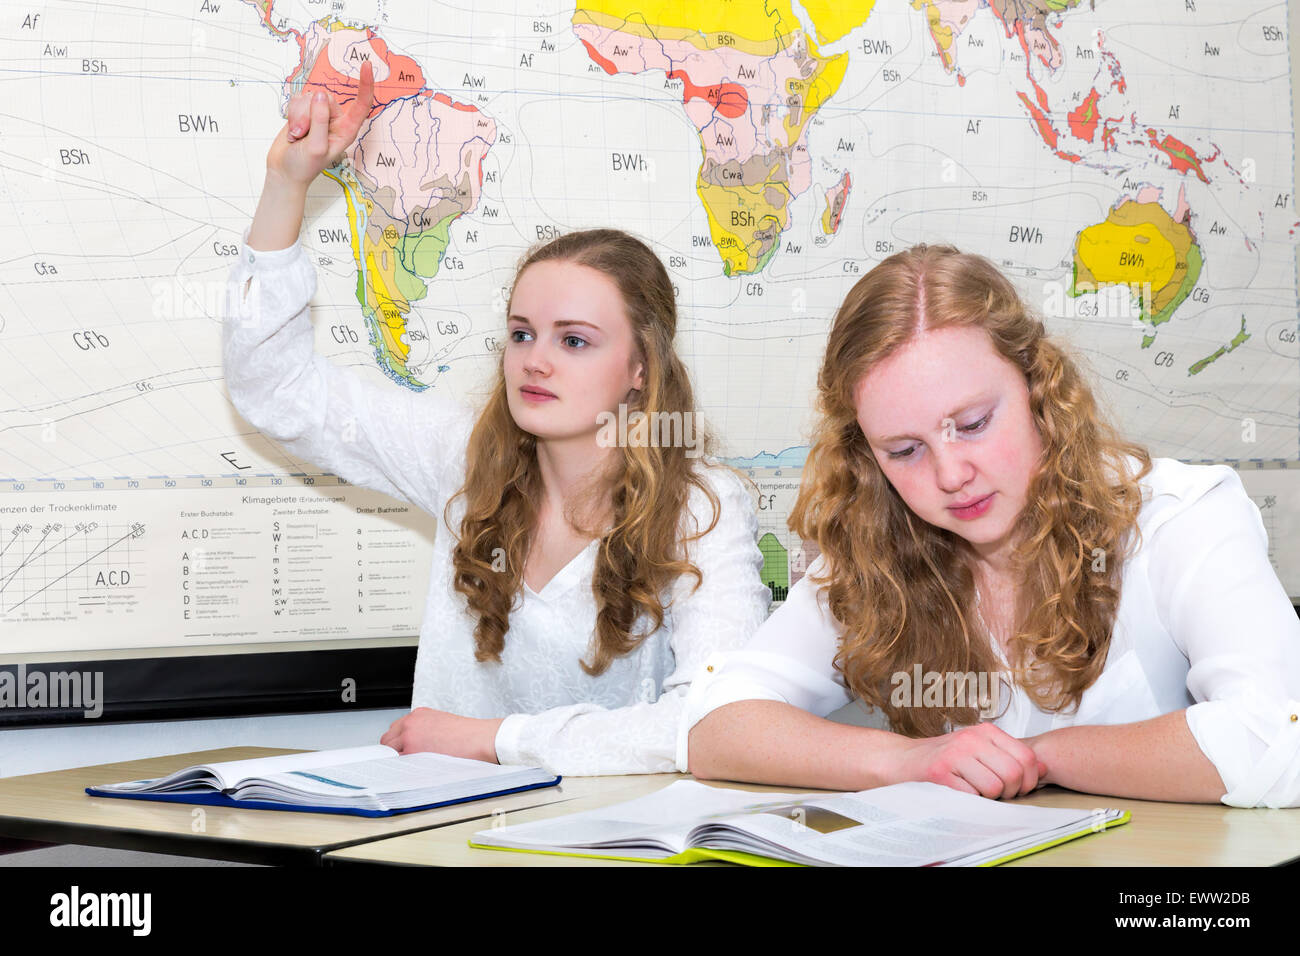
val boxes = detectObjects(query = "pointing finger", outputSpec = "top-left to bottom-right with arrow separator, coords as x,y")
348,60 -> 375,130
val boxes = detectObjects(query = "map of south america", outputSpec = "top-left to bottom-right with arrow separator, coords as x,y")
246,2 -> 496,388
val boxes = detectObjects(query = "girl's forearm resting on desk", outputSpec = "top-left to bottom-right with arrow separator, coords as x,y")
381,708 -> 505,764
688,700 -> 908,791
1025,709 -> 1226,803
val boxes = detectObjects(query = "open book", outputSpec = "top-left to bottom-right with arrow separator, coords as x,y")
87,745 -> 561,817
470,780 -> 1128,865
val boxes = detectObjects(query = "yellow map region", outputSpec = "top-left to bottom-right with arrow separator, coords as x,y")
801,0 -> 877,44
576,0 -> 853,274
912,0 -> 957,68
334,173 -> 416,375
578,0 -> 803,51
1072,199 -> 1204,346
1076,221 -> 1177,291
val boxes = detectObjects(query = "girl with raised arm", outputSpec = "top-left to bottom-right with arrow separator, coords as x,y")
687,244 -> 1300,807
225,64 -> 770,774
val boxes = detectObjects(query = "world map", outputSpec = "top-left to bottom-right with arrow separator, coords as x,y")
2,0 -> 1297,649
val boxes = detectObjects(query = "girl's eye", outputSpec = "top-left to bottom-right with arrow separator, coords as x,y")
563,334 -> 588,349
509,328 -> 532,343
960,412 -> 991,433
887,445 -> 919,461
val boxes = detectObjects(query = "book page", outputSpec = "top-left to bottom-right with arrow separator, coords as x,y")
89,744 -> 398,793
200,745 -> 398,789
256,752 -> 540,798
707,783 -> 1104,866
474,781 -> 820,855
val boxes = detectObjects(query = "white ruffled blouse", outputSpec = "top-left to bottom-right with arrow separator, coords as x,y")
684,457 -> 1300,808
224,238 -> 771,775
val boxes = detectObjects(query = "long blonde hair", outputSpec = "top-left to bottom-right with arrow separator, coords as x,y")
791,244 -> 1150,735
446,229 -> 718,675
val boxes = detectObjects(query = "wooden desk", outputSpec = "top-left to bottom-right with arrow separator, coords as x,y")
1005,787 -> 1300,866
324,778 -> 1300,867
0,748 -> 665,866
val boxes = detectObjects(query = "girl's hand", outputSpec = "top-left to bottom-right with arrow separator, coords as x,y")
380,707 -> 503,764
886,722 -> 1047,799
267,60 -> 375,189
247,61 -> 375,250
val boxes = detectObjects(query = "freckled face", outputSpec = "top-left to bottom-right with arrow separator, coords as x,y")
853,325 -> 1044,564
503,260 -> 644,444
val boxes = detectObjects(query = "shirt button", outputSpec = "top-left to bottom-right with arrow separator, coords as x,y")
247,251 -> 255,264
706,665 -> 714,672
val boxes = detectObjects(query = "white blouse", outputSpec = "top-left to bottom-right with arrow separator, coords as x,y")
683,458 -> 1300,808
224,238 -> 771,775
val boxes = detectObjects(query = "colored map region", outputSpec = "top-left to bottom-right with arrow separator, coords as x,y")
253,6 -> 496,389
802,0 -> 879,44
822,172 -> 852,235
908,1 -> 1254,376
913,1 -> 1224,182
5,0 -> 1296,624
573,0 -> 854,275
1188,318 -> 1251,376
1071,187 -> 1205,364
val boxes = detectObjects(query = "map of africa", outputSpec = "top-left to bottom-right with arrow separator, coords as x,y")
1,0 -> 1297,654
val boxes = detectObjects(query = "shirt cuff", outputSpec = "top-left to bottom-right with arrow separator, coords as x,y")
238,228 -> 306,274
677,651 -> 791,771
494,712 -> 530,767
1185,697 -> 1300,808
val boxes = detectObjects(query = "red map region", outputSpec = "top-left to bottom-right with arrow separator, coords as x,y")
1146,128 -> 1210,184
1017,91 -> 1058,149
828,173 -> 851,233
667,69 -> 749,118
1067,88 -> 1100,142
432,91 -> 479,113
576,41 -> 748,118
291,33 -> 427,115
1027,73 -> 1050,113
581,39 -> 620,75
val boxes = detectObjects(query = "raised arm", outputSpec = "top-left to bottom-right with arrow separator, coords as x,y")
224,62 -> 471,509
248,61 -> 375,252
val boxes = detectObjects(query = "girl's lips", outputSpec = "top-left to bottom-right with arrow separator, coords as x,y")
520,386 -> 557,401
949,493 -> 994,520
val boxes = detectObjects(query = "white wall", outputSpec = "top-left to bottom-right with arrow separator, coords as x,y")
0,707 -> 406,779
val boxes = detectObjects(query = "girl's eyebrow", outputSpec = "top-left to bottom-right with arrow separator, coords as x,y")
874,395 -> 996,444
507,315 -> 602,332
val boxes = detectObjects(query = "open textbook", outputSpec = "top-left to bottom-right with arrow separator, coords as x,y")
470,780 -> 1129,865
86,745 -> 561,817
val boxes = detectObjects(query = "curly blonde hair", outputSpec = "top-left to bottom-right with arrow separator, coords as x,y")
445,229 -> 719,676
790,244 -> 1150,736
